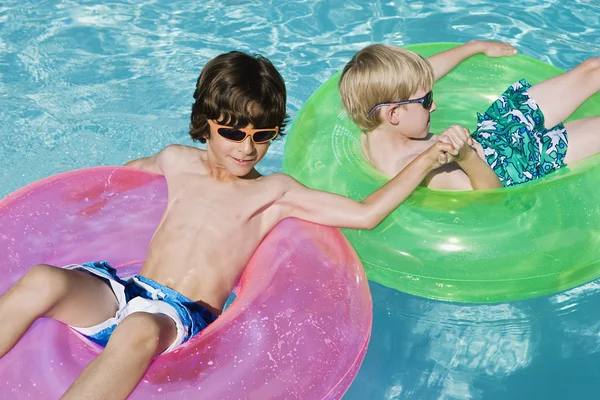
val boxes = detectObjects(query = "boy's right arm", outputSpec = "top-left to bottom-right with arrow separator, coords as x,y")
275,141 -> 457,230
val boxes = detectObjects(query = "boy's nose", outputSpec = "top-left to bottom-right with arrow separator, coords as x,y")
240,136 -> 256,154
430,100 -> 437,112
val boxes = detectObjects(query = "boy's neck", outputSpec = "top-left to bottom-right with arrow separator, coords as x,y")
242,169 -> 263,179
207,160 -> 262,182
362,126 -> 412,156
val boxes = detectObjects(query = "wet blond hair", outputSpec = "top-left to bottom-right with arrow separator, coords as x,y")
339,44 -> 434,132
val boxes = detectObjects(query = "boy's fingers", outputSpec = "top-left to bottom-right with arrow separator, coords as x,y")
438,153 -> 448,165
437,142 -> 458,155
436,142 -> 453,152
449,125 -> 469,140
505,43 -> 518,54
450,135 -> 465,150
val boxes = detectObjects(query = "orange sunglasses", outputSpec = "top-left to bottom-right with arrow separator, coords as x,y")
207,120 -> 279,144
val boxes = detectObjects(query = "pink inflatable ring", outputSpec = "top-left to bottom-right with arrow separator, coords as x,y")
0,167 -> 372,399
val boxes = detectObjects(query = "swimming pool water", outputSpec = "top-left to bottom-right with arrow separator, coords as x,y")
1,1 -> 599,399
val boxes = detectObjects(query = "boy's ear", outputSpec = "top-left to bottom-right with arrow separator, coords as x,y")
202,128 -> 212,142
386,105 -> 401,126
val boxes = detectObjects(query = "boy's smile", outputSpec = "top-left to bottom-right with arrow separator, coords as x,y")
230,155 -> 257,166
206,122 -> 270,179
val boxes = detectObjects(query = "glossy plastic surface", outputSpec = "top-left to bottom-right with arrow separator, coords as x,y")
283,42 -> 600,302
0,167 -> 372,399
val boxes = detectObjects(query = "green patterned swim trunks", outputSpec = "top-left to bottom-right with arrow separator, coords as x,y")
471,79 -> 568,187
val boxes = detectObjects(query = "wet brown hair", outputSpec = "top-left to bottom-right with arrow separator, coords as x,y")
190,51 -> 289,143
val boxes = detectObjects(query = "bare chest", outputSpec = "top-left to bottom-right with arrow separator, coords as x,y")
165,177 -> 282,239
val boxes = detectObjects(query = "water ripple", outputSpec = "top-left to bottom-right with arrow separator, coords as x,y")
2,0 -> 598,197
1,1 -> 600,398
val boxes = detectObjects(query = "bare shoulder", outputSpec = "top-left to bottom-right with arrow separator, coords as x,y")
160,144 -> 205,160
159,144 -> 207,173
261,173 -> 302,191
392,152 -> 423,175
254,174 -> 306,208
374,141 -> 433,177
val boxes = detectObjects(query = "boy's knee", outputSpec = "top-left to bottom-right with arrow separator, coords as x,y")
579,57 -> 600,73
18,264 -> 61,294
4,264 -> 74,317
106,313 -> 173,356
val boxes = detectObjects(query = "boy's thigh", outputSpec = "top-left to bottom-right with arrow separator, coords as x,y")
28,265 -> 121,327
564,117 -> 600,165
105,312 -> 178,356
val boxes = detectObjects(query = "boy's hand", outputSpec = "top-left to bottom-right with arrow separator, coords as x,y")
422,141 -> 459,170
470,40 -> 517,57
436,125 -> 475,163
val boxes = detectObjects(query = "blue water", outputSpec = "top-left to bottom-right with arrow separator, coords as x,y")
1,0 -> 599,398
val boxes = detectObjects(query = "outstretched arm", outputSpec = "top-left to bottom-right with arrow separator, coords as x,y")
427,40 -> 517,81
275,141 -> 457,230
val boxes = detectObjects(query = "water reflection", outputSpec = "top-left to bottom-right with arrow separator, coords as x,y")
345,279 -> 600,399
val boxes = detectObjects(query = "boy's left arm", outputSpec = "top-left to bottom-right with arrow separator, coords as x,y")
427,40 -> 517,81
455,149 -> 503,190
435,125 -> 503,190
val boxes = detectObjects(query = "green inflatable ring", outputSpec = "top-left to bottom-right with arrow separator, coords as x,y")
283,42 -> 600,303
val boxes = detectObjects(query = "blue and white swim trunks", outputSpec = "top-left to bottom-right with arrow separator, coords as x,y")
64,261 -> 217,353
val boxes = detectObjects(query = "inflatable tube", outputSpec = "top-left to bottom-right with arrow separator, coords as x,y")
283,42 -> 600,303
0,167 -> 372,399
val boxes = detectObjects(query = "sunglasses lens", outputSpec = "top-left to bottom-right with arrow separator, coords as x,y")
253,130 -> 278,143
424,92 -> 433,109
218,128 -> 246,142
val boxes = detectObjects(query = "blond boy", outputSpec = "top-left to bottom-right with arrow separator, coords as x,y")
340,41 -> 600,189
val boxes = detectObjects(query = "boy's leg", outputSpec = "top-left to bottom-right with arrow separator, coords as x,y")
0,264 -> 118,357
527,57 -> 600,128
563,116 -> 600,164
61,312 -> 177,400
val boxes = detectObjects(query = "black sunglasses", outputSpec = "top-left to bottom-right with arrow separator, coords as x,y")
367,91 -> 434,117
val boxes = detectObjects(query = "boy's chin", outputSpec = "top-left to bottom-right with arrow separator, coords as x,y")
408,130 -> 430,140
227,160 -> 258,176
229,166 -> 254,176
234,169 -> 256,178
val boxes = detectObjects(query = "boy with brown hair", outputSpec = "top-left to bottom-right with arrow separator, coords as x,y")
339,40 -> 600,190
0,51 -> 458,399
